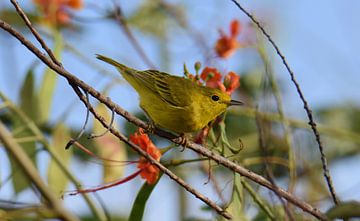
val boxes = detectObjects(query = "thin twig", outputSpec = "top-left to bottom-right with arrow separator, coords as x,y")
0,16 -> 328,220
10,0 -> 62,67
230,0 -> 338,205
111,2 -> 156,69
65,89 -> 90,149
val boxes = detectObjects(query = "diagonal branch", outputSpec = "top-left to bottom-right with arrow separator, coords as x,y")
111,2 -> 156,69
10,0 -> 61,66
230,0 -> 338,205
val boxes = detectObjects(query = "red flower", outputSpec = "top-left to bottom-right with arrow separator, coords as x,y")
215,19 -> 242,59
200,67 -> 240,95
230,20 -> 241,37
33,0 -> 83,25
130,128 -> 162,184
65,129 -> 161,196
223,71 -> 240,95
200,67 -> 223,89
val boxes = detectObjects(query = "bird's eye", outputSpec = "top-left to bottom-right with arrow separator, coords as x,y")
211,95 -> 220,101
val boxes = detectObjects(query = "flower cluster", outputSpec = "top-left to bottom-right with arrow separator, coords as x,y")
130,128 -> 162,184
66,129 -> 161,196
33,0 -> 83,25
215,19 -> 242,59
200,67 -> 240,95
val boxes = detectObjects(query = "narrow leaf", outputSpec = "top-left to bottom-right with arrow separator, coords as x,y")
47,124 -> 72,196
225,173 -> 248,221
127,0 -> 184,38
129,173 -> 162,221
326,201 -> 360,219
8,70 -> 38,193
38,31 -> 63,123
219,120 -> 242,154
93,103 -> 127,183
20,69 -> 38,120
0,9 -> 39,28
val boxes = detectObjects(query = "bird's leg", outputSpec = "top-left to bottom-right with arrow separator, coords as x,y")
142,109 -> 156,134
179,133 -> 190,152
203,159 -> 212,185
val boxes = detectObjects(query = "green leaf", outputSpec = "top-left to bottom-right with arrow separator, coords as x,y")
128,173 -> 162,221
38,31 -> 63,124
225,173 -> 248,221
47,124 -> 72,196
0,9 -> 39,28
326,201 -> 360,219
8,70 -> 38,193
218,119 -> 242,154
93,103 -> 127,183
127,0 -> 184,38
20,69 -> 38,120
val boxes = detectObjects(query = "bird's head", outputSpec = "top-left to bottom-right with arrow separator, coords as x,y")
196,86 -> 243,122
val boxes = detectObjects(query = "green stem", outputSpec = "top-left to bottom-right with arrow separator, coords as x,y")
242,180 -> 276,221
164,157 -> 207,167
257,45 -> 296,193
14,136 -> 42,143
229,107 -> 360,144
38,28 -> 63,124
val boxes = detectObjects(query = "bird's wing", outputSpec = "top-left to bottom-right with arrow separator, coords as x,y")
133,70 -> 185,107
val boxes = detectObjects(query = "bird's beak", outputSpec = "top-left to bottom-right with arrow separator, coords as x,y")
228,99 -> 243,106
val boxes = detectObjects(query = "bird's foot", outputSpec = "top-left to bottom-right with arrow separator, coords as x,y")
145,122 -> 156,134
179,133 -> 190,152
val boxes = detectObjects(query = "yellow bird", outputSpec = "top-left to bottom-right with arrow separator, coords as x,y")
97,55 -> 242,133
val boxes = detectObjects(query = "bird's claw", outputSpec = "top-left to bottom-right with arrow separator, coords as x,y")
145,123 -> 156,134
179,133 -> 189,152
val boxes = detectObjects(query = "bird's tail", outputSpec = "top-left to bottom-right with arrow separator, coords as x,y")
96,54 -> 135,75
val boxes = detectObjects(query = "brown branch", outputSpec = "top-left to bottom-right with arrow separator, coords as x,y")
10,0 -> 61,67
0,8 -> 329,220
0,122 -> 78,221
229,0 -> 339,205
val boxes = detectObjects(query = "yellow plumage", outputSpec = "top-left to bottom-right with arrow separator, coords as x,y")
97,54 -> 242,133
